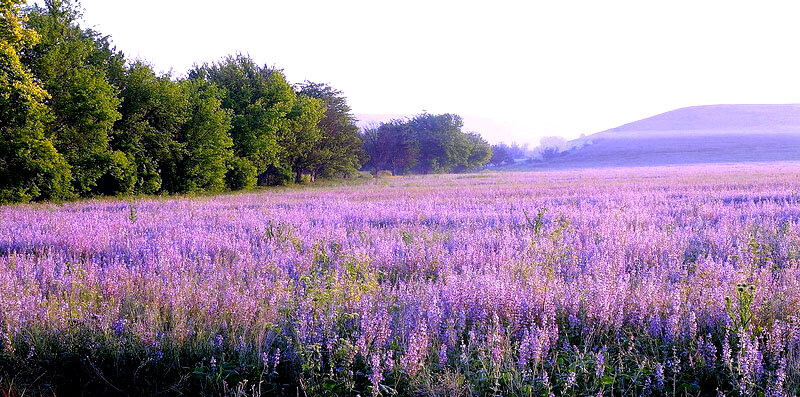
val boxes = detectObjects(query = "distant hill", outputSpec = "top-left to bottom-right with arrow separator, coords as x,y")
525,104 -> 800,169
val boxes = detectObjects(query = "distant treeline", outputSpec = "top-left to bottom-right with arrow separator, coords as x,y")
488,142 -> 530,166
0,0 -> 494,203
489,138 -> 580,166
363,114 -> 492,175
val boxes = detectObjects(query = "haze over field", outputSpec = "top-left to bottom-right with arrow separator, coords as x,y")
524,104 -> 800,169
601,104 -> 800,135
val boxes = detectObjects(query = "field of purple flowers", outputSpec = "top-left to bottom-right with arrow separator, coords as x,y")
1,164 -> 800,396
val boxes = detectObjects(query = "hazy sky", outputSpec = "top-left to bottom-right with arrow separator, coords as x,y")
66,0 -> 800,145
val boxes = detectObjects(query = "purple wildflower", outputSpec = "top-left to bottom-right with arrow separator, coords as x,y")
654,363 -> 665,390
595,350 -> 605,378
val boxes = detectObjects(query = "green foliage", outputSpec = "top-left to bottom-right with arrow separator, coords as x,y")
225,156 -> 257,190
725,283 -> 756,334
190,55 -> 324,186
0,0 -> 72,203
93,149 -> 136,195
296,82 -> 365,180
363,113 -> 492,175
262,164 -> 295,186
283,94 -> 324,175
175,79 -> 234,193
112,62 -> 188,194
362,121 -> 419,174
462,132 -> 493,171
0,2 -> 492,204
0,131 -> 72,203
111,63 -> 237,195
489,144 -> 514,166
23,0 -> 122,196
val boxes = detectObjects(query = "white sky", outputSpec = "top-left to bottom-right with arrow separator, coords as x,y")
62,0 -> 800,145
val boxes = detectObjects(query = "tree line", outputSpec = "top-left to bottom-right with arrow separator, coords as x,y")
362,113 -> 491,175
0,0 -> 493,203
488,142 -> 530,166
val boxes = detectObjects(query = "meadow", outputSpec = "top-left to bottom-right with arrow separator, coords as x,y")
1,164 -> 800,396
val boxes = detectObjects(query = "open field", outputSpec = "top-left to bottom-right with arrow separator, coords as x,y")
2,164 -> 800,395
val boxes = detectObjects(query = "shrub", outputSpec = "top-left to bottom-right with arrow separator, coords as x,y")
225,157 -> 257,190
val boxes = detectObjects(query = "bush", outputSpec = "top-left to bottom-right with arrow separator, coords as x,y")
376,170 -> 393,178
225,157 -> 257,190
93,151 -> 136,196
0,134 -> 74,203
261,165 -> 295,186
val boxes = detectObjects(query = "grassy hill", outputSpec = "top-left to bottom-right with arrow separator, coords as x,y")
524,104 -> 800,169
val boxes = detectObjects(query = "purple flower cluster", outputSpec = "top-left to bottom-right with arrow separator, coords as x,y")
1,164 -> 799,394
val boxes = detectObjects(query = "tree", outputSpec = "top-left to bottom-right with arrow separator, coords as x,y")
23,0 -> 127,196
406,113 -> 462,174
0,0 -> 71,202
109,62 -> 236,194
2,2 -> 393,203
363,113 -> 492,175
225,155 -> 257,190
462,132 -> 492,171
296,82 -> 365,181
190,55 -> 323,186
362,120 -> 419,175
489,144 -> 513,166
177,79 -> 233,192
283,93 -> 323,182
507,142 -> 529,158
191,57 -> 287,184
111,62 -> 187,194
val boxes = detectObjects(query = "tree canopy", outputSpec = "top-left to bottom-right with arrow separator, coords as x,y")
296,82 -> 365,180
0,1 -> 494,203
189,56 -> 325,186
0,0 -> 71,202
363,113 -> 492,175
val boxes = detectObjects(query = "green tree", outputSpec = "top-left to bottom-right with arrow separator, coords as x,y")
406,113 -> 472,174
296,82 -> 365,181
283,93 -> 323,182
489,143 -> 513,166
462,132 -> 492,171
176,79 -> 233,192
191,55 -> 323,186
0,0 -> 71,202
112,62 -> 187,194
362,120 -> 419,175
363,113 -> 492,175
23,0 -> 128,196
225,155 -> 257,190
190,56 -> 287,184
110,63 -> 235,194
